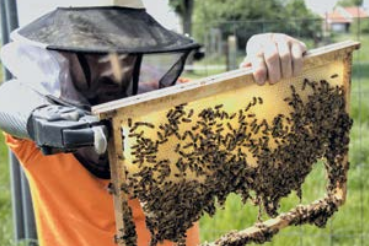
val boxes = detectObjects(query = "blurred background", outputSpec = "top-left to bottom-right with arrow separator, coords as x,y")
1,0 -> 368,245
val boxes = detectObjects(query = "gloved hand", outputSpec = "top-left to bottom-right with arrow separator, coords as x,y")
240,33 -> 307,85
27,105 -> 108,155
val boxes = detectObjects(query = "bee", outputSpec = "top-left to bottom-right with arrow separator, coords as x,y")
159,138 -> 168,144
144,122 -> 155,129
188,109 -> 194,118
166,109 -> 174,118
184,142 -> 194,149
290,84 -> 296,94
302,78 -> 309,91
239,115 -> 246,123
128,133 -> 139,138
216,127 -> 224,133
113,234 -> 123,244
135,122 -> 154,129
176,102 -> 188,109
250,119 -> 257,128
192,124 -> 200,131
174,131 -> 181,140
245,103 -> 252,112
120,183 -> 130,194
253,125 -> 260,134
216,123 -> 223,128
311,81 -> 317,91
174,143 -> 181,153
252,97 -> 257,105
258,97 -> 263,104
208,121 -> 216,126
227,122 -> 233,131
137,130 -> 144,138
215,104 -> 224,110
284,97 -> 291,102
107,182 -> 116,195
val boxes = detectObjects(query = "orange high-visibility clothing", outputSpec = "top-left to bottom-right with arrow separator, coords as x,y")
5,134 -> 199,246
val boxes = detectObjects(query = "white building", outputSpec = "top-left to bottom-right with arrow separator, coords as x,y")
325,6 -> 369,32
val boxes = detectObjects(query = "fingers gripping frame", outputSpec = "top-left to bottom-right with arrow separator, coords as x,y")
93,41 -> 360,246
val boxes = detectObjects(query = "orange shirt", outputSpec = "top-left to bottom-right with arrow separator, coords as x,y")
5,134 -> 199,246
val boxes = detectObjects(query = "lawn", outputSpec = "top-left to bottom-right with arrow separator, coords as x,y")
0,133 -> 14,245
0,35 -> 368,245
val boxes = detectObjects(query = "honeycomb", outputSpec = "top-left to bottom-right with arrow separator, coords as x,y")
92,42 -> 359,246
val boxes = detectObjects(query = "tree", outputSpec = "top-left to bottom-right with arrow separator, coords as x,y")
350,18 -> 369,34
169,0 -> 195,36
337,0 -> 363,7
193,0 -> 321,50
284,0 -> 322,44
193,0 -> 287,49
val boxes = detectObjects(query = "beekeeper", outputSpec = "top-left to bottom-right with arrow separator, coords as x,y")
0,0 -> 306,245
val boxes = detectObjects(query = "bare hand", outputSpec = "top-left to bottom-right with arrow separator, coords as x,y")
240,33 -> 307,85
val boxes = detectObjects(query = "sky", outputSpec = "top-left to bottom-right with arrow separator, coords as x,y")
305,0 -> 369,14
16,0 -> 180,30
304,0 -> 339,15
364,0 -> 369,9
141,0 -> 180,31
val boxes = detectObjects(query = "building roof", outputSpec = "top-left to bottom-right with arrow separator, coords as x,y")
326,6 -> 368,24
344,6 -> 369,18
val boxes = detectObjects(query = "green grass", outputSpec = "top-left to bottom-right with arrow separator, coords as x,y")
1,36 -> 369,245
334,33 -> 369,62
0,133 -> 14,245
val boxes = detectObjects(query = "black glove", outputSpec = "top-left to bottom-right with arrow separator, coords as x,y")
27,105 -> 108,155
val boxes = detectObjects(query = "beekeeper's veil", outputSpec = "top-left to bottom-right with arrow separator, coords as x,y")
1,0 -> 200,109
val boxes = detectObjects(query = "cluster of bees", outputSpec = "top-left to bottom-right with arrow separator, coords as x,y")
282,196 -> 340,228
206,224 -> 279,246
114,199 -> 137,245
118,75 -> 352,246
209,195 -> 340,246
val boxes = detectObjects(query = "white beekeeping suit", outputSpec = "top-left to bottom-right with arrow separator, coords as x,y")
1,41 -> 70,99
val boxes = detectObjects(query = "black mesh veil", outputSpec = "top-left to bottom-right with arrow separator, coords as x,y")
57,50 -> 191,109
138,52 -> 190,93
12,6 -> 199,108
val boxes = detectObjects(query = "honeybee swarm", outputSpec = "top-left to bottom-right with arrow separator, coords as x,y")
119,76 -> 352,246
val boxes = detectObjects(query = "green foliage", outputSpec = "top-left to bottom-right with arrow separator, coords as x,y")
283,0 -> 323,39
193,0 -> 322,50
337,0 -> 363,7
196,0 -> 283,23
194,0 -> 284,46
351,18 -> 369,35
168,0 -> 188,14
168,0 -> 195,35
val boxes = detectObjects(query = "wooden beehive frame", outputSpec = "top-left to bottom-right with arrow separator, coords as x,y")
92,41 -> 360,246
